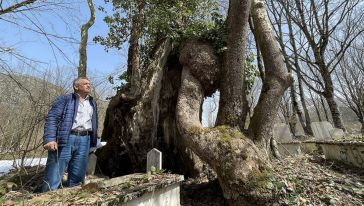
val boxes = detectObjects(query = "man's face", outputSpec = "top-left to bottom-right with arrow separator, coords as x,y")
75,79 -> 91,95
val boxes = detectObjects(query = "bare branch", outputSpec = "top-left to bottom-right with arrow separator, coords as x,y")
0,0 -> 37,16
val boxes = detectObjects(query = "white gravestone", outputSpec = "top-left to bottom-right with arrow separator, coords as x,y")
311,121 -> 344,140
330,128 -> 345,139
311,121 -> 333,140
273,123 -> 293,143
86,153 -> 97,175
147,148 -> 162,172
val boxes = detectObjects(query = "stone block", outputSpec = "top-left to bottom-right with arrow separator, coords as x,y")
86,153 -> 97,175
311,121 -> 334,140
277,142 -> 301,157
273,123 -> 293,143
330,128 -> 345,139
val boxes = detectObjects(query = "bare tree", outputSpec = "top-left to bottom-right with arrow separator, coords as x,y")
1,0 -> 83,69
278,91 -> 297,135
78,0 -> 95,77
0,64 -> 67,162
273,0 -> 364,131
336,42 -> 364,134
267,0 -> 314,135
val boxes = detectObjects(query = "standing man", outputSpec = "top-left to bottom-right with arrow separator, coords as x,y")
42,77 -> 98,192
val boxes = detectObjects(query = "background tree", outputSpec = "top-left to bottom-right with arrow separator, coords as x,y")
272,0 -> 364,131
0,0 -> 81,67
78,0 -> 95,77
267,0 -> 313,135
335,39 -> 364,134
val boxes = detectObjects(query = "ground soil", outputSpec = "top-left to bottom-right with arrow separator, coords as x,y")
1,154 -> 363,205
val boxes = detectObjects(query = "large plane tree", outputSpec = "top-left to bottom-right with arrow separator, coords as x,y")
96,0 -> 292,204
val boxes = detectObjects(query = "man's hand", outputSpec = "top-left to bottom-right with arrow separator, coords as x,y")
43,141 -> 58,151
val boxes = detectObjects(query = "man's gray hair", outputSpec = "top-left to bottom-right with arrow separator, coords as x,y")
73,77 -> 89,91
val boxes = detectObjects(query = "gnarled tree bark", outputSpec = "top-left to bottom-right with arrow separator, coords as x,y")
98,39 -> 203,177
99,0 -> 292,204
216,0 -> 251,129
178,41 -> 272,205
249,0 -> 293,153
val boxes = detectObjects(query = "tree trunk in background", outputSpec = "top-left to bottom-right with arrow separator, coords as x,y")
309,89 -> 322,122
178,40 -> 273,205
325,92 -> 346,130
216,0 -> 251,129
321,94 -> 330,122
286,13 -> 313,136
78,0 -> 95,77
297,74 -> 313,135
249,0 -> 293,154
127,1 -> 144,94
241,78 -> 250,129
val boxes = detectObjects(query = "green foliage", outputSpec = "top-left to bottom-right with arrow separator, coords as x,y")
78,191 -> 92,199
149,166 -> 165,175
144,166 -> 165,181
119,70 -> 128,82
107,70 -> 128,92
95,0 -> 225,61
273,177 -> 306,205
0,195 -> 4,205
97,0 -> 264,90
93,11 -> 129,51
246,168 -> 275,192
200,14 -> 228,54
348,135 -> 364,142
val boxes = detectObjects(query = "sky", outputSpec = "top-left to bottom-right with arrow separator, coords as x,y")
1,0 -> 126,98
0,0 -> 220,126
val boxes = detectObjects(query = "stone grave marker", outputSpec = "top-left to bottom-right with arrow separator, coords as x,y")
330,128 -> 345,139
86,153 -> 97,175
147,148 -> 162,172
311,121 -> 333,140
273,123 -> 293,143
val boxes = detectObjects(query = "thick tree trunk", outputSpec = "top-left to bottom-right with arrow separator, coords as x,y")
127,1 -> 144,94
99,1 -> 291,204
177,69 -> 272,204
360,120 -> 364,135
249,0 -> 293,153
178,42 -> 273,203
216,0 -> 251,128
78,0 -> 95,77
98,39 -> 202,176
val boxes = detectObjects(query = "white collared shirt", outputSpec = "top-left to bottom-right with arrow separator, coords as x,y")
71,95 -> 93,131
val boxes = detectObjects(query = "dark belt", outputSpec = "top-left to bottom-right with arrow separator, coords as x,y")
70,130 -> 92,136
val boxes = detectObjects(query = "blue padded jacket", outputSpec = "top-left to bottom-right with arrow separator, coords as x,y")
43,93 -> 98,147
